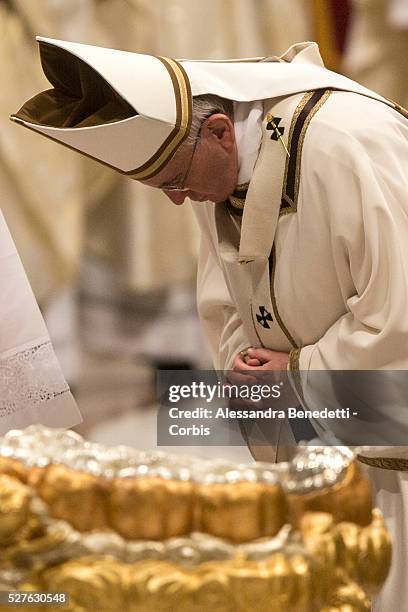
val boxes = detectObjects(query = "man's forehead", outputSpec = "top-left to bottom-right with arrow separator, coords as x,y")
142,147 -> 189,188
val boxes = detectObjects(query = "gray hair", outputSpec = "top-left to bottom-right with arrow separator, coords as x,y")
186,94 -> 234,145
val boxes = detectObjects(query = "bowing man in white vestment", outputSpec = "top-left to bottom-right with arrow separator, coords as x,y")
2,0 -> 312,375
11,37 -> 408,610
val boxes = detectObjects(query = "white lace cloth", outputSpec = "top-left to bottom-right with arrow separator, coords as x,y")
0,340 -> 69,414
0,210 -> 82,433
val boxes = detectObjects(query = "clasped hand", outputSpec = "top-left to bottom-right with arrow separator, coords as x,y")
228,347 -> 298,409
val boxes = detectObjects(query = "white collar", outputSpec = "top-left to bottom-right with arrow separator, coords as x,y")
233,100 -> 263,186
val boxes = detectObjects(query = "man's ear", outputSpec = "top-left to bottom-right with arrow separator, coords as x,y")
202,113 -> 235,152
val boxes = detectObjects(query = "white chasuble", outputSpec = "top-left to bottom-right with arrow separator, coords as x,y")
0,210 -> 82,434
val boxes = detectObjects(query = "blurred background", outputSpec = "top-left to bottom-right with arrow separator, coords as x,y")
1,0 -> 407,459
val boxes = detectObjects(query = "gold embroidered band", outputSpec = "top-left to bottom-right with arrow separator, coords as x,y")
280,88 -> 332,216
269,244 -> 298,349
288,347 -> 306,405
128,57 -> 192,180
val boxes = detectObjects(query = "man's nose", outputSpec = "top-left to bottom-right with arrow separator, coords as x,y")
163,190 -> 188,205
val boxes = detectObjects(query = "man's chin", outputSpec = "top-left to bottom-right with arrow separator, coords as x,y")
190,195 -> 211,203
190,192 -> 229,204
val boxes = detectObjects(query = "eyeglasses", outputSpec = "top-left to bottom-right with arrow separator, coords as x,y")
159,135 -> 201,192
158,109 -> 217,193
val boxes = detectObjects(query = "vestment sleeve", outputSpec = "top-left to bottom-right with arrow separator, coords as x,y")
288,121 -> 408,451
0,210 -> 82,433
192,203 -> 251,371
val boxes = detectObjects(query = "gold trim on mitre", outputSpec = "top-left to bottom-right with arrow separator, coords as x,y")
127,57 -> 192,180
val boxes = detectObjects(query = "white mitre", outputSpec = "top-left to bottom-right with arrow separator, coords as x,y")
11,37 -> 390,180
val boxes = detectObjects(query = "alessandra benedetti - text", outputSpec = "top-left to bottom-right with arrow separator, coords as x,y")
214,407 -> 353,420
